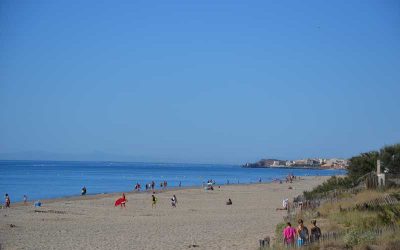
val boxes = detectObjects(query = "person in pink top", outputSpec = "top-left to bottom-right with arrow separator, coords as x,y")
283,222 -> 296,246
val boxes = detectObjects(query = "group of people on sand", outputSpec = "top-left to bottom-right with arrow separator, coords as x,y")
283,219 -> 321,247
114,193 -> 178,209
286,174 -> 296,183
151,194 -> 177,208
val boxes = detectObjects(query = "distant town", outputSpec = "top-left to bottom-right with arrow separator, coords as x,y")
242,158 -> 348,169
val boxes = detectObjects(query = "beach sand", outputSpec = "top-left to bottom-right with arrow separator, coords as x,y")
0,176 -> 329,250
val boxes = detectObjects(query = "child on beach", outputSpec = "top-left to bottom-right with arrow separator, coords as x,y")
23,195 -> 28,204
171,195 -> 177,207
152,195 -> 157,208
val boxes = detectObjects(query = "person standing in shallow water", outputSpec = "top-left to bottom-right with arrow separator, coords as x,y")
5,193 -> 10,208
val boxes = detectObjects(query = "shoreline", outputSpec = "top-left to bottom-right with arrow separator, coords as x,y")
9,175 -> 323,207
7,182 -> 266,207
9,185 -> 201,208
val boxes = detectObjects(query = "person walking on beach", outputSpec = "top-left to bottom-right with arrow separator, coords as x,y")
115,193 -> 127,208
152,194 -> 157,208
296,219 -> 309,246
171,195 -> 177,207
121,193 -> 127,208
23,195 -> 28,205
283,222 -> 296,246
310,219 -> 321,243
81,186 -> 87,195
5,193 -> 11,208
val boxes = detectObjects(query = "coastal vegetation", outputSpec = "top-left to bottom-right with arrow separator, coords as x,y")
271,143 -> 400,249
272,189 -> 400,249
304,143 -> 400,200
313,189 -> 399,249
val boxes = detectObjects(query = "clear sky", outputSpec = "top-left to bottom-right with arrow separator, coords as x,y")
1,0 -> 399,164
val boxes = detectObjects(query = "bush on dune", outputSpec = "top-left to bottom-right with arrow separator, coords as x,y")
304,143 -> 400,200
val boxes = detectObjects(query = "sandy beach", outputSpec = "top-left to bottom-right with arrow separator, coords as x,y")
0,176 -> 329,250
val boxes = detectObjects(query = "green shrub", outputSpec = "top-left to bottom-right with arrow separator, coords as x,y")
377,204 -> 400,225
304,176 -> 353,200
273,222 -> 287,247
344,229 -> 360,247
359,231 -> 376,245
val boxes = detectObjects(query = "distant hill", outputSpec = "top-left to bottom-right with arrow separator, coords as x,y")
243,158 -> 285,168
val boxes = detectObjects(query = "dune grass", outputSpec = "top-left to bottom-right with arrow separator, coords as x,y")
272,188 -> 400,249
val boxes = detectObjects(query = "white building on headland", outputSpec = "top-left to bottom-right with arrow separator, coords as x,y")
272,160 -> 286,166
284,158 -> 348,169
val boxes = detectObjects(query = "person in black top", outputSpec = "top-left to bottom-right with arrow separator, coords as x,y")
310,219 -> 321,243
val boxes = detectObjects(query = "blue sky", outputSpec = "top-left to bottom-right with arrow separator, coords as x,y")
1,0 -> 399,164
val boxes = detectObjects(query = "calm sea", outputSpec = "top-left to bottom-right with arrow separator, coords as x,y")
0,160 -> 346,202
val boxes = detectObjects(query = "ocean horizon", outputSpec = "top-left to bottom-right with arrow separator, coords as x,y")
1,160 -> 346,203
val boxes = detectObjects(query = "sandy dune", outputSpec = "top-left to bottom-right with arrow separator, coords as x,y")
0,176 -> 329,250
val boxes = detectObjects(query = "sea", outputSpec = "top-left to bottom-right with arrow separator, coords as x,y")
0,160 -> 346,202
